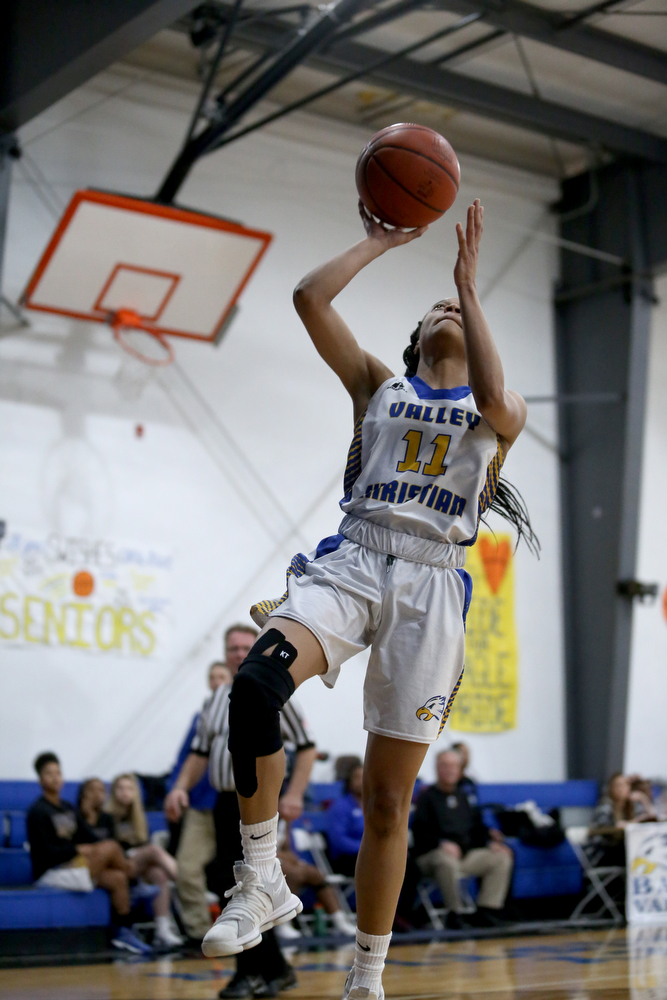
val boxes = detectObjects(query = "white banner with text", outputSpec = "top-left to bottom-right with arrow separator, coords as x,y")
0,528 -> 171,658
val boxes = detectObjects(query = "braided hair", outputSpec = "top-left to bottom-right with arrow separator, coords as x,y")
401,325 -> 540,556
403,321 -> 422,377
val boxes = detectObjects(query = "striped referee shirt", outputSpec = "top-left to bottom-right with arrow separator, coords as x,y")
190,683 -> 315,793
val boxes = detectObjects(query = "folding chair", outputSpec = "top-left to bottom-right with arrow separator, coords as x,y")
416,875 -> 477,930
416,878 -> 447,930
566,826 -> 625,924
290,825 -> 356,934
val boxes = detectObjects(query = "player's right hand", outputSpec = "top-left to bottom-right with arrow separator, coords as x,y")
164,787 -> 189,822
358,201 -> 427,248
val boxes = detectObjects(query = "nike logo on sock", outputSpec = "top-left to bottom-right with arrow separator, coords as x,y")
249,832 -> 271,840
358,943 -> 371,952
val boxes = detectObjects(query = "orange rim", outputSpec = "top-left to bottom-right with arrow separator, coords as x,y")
111,309 -> 174,367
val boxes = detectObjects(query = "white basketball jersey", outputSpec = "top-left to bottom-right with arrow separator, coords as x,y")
340,376 -> 504,546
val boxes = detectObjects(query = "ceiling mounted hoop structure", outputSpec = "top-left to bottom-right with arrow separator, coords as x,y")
110,308 -> 175,367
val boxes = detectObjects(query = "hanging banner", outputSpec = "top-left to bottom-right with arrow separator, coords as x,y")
0,527 -> 171,658
626,823 -> 667,925
448,532 -> 518,733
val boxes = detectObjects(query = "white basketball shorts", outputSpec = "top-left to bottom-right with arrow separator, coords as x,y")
36,862 -> 94,892
269,535 -> 472,743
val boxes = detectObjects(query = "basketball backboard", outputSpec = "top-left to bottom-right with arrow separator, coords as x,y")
21,189 -> 273,344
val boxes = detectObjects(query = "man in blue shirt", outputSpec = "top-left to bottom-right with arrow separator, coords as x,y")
169,661 -> 231,941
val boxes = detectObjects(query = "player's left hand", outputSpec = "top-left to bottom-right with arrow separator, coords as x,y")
454,198 -> 483,289
279,791 -> 304,822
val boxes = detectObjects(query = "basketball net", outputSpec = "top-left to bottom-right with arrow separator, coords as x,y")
111,309 -> 174,401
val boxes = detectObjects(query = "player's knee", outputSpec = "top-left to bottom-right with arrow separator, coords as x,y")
364,787 -> 406,839
228,628 -> 298,798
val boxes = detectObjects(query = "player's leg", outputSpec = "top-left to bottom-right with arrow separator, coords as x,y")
232,617 -> 327,821
207,542 -> 374,960
203,617 -> 328,959
344,734 -> 428,1000
343,558 -> 470,998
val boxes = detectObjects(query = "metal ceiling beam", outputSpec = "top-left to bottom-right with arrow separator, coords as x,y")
1,0 -> 201,134
230,16 -> 667,162
434,0 -> 667,86
156,0 -> 369,201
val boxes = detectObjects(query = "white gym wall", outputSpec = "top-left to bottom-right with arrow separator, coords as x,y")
0,63 -> 564,783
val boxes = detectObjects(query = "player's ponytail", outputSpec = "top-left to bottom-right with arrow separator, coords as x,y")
403,322 -> 421,376
484,478 -> 540,557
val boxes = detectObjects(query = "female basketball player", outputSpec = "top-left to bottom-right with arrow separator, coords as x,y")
202,199 -> 534,1000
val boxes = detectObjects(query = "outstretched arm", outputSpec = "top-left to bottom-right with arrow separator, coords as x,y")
293,205 -> 427,420
454,200 -> 526,447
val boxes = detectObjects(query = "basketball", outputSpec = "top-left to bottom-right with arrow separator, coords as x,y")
355,123 -> 460,229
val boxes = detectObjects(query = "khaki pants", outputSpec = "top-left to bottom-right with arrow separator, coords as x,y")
417,846 -> 513,911
176,808 -> 217,939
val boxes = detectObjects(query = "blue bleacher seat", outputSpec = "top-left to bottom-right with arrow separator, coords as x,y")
0,848 -> 32,886
0,780 -> 81,812
0,776 -> 597,921
476,781 -> 598,810
0,782 -> 42,812
508,839 -> 583,897
0,887 -> 110,929
308,782 -> 344,806
146,811 -> 167,835
293,811 -> 330,835
7,811 -> 27,848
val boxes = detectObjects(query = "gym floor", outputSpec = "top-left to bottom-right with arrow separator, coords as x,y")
1,928 -> 664,999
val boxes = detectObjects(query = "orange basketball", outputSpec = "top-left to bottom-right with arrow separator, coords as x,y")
356,123 -> 460,229
73,570 -> 94,597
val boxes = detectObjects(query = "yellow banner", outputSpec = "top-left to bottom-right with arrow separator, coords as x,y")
448,532 -> 518,733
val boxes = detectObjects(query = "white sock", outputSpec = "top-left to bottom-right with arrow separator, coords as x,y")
353,929 -> 391,993
155,915 -> 176,939
240,813 -> 279,880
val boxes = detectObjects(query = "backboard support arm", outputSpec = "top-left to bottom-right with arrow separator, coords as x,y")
155,0 -> 370,203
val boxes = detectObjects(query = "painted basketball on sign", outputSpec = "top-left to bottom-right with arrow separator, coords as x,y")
73,570 -> 94,597
356,124 -> 460,229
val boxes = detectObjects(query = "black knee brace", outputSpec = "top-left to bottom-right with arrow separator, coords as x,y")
228,628 -> 298,798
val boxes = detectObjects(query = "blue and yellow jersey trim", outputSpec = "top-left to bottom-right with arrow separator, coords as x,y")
478,436 -> 506,517
251,552 -> 309,624
438,668 -> 465,736
460,436 -> 506,547
251,535 -> 346,627
342,410 -> 366,500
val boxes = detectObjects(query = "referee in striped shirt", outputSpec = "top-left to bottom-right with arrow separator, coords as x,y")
166,623 -> 317,999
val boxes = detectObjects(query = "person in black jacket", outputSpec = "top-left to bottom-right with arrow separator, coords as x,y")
412,749 -> 512,927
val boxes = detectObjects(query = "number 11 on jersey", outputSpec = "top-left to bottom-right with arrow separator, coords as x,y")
396,431 -> 451,476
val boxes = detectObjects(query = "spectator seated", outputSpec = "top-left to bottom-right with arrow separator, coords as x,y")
0,777 -> 111,937
308,776 -> 599,907
0,765 -> 167,947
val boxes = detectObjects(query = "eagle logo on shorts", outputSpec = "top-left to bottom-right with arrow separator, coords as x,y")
416,695 -> 448,723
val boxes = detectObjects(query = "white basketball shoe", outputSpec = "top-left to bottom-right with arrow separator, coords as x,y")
202,860 -> 303,957
341,971 -> 385,1000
